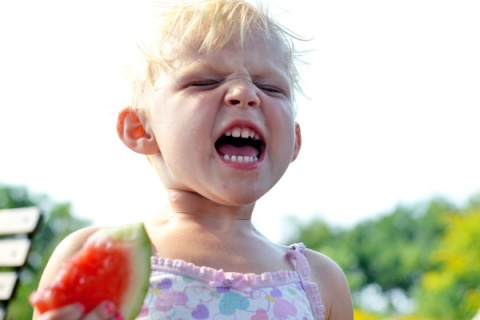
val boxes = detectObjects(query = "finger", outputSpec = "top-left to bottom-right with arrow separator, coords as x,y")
113,312 -> 124,320
38,303 -> 85,320
83,301 -> 119,320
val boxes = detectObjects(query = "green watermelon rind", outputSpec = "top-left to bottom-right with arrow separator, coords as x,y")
89,222 -> 151,320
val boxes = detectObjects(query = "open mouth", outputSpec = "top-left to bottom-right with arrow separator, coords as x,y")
215,127 -> 265,163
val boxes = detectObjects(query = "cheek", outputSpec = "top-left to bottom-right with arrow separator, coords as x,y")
156,117 -> 212,161
266,104 -> 296,138
271,121 -> 297,163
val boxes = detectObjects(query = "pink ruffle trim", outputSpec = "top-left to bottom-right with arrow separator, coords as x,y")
151,256 -> 301,289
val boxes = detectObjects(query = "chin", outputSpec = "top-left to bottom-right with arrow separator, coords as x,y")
211,190 -> 268,207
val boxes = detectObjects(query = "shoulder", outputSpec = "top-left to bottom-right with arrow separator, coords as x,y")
37,226 -> 101,289
304,248 -> 354,320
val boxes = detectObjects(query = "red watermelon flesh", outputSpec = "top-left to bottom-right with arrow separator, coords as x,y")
30,223 -> 151,319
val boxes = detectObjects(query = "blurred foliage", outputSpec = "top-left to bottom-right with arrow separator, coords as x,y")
414,207 -> 480,319
354,308 -> 436,320
0,185 -> 90,320
286,193 -> 480,319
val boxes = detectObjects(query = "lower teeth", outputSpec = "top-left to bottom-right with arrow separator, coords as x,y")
223,155 -> 258,163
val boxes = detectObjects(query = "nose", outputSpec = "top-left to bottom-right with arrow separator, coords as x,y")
224,80 -> 260,108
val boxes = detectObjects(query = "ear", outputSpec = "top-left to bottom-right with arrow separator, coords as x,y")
117,108 -> 159,155
291,122 -> 302,162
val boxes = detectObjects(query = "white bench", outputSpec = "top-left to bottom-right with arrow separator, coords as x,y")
0,207 -> 42,319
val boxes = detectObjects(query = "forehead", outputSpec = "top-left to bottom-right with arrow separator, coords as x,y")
168,37 -> 290,79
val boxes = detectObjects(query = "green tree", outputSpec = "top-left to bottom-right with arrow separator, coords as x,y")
286,196 -> 456,314
0,185 -> 90,320
415,207 -> 480,319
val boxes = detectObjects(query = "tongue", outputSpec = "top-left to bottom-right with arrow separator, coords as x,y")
217,144 -> 259,157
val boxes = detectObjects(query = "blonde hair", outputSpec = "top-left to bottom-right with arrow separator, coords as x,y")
128,0 -> 305,114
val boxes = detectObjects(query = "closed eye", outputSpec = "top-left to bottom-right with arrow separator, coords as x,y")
188,80 -> 221,88
255,84 -> 285,95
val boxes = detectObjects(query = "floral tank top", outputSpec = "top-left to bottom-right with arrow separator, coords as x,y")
136,243 -> 325,319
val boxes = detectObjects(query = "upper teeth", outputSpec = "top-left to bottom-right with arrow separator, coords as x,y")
224,127 -> 260,140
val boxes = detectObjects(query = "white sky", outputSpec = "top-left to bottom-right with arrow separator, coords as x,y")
1,0 -> 479,243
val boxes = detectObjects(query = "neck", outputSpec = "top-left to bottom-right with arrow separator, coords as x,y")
146,189 -> 281,272
157,189 -> 257,233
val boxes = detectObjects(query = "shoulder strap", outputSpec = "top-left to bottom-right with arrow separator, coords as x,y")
287,243 -> 310,279
287,243 -> 326,320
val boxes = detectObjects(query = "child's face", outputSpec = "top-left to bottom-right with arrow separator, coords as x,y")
146,36 -> 301,206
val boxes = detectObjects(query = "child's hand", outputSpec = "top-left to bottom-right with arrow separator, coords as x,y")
35,301 -> 123,320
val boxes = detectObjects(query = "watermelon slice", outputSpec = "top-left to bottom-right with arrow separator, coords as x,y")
30,223 -> 151,319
